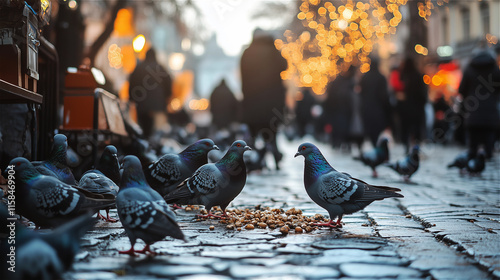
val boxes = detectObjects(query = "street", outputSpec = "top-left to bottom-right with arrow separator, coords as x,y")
68,135 -> 500,280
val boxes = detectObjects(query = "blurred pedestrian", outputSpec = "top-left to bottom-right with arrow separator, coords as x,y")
359,58 -> 393,147
431,91 -> 452,144
458,49 -> 500,159
349,88 -> 364,155
295,88 -> 316,138
240,28 -> 287,170
397,57 -> 428,153
210,79 -> 240,131
129,48 -> 172,139
324,66 -> 356,150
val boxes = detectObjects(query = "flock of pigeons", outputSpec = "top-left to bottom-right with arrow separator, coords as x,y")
0,133 -> 486,279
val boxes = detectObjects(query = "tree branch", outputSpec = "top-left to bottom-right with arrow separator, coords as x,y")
85,0 -> 127,66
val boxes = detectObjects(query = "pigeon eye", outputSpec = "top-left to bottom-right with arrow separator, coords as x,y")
236,143 -> 241,147
302,146 -> 306,150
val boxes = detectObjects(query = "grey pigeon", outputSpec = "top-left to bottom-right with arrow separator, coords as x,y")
145,139 -> 219,196
354,137 -> 389,177
385,145 -> 420,182
0,205 -> 95,280
466,152 -> 486,175
9,157 -> 115,228
447,151 -> 469,172
295,143 -> 403,228
32,134 -> 78,185
117,155 -> 185,256
79,145 -> 121,222
164,140 -> 251,218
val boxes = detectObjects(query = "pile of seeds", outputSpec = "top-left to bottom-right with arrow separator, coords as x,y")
186,205 -> 333,234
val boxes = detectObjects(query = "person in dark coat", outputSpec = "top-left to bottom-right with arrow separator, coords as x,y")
397,57 -> 428,153
129,48 -> 172,139
458,50 -> 500,159
295,88 -> 316,138
323,66 -> 356,149
210,79 -> 240,130
240,28 -> 288,170
431,92 -> 452,144
359,58 -> 393,147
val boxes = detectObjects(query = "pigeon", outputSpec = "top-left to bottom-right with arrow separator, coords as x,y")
116,155 -> 185,256
385,145 -> 420,182
466,152 -> 486,175
164,140 -> 251,218
295,143 -> 403,228
32,134 -> 78,185
145,139 -> 219,196
0,206 -> 96,280
447,151 -> 469,172
354,137 -> 390,177
9,157 -> 115,228
79,145 -> 121,222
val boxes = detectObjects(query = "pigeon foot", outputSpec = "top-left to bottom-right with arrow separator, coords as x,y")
118,247 -> 138,257
170,204 -> 184,210
136,244 -> 157,255
98,211 -> 118,223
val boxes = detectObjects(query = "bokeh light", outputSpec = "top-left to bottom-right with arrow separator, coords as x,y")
277,0 -> 412,94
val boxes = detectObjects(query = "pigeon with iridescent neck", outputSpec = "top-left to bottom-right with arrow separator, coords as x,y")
295,143 -> 403,228
164,140 -> 251,219
32,134 -> 78,185
116,155 -> 184,256
145,139 -> 219,197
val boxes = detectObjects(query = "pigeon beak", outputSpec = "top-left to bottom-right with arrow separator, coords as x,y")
112,154 -> 117,157
294,152 -> 300,158
212,145 -> 220,151
244,146 -> 252,151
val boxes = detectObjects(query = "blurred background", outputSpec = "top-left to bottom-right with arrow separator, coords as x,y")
0,0 -> 499,174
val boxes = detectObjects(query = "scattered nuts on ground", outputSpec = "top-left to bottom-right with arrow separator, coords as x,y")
194,207 -> 337,234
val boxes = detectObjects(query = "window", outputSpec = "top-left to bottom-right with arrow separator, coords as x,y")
461,7 -> 470,41
480,2 -> 490,34
442,15 -> 449,45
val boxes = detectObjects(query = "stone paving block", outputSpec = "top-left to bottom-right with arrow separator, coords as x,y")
200,250 -> 277,259
176,274 -> 233,280
429,266 -> 491,280
144,265 -> 213,277
339,263 -> 423,278
72,257 -> 129,272
228,264 -> 340,278
67,272 -> 120,280
409,257 -> 472,270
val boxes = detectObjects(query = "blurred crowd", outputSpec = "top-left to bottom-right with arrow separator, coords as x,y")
128,30 -> 500,172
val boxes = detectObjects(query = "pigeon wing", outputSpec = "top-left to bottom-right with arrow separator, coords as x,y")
317,172 -> 360,204
190,164 -> 227,195
30,178 -> 83,216
149,155 -> 183,186
79,171 -> 119,196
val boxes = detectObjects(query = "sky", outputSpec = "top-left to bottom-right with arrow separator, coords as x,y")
193,0 -> 293,56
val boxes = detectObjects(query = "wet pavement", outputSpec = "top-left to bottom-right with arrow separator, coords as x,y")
68,136 -> 500,280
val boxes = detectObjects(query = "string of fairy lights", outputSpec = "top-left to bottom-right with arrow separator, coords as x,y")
275,0 -> 449,95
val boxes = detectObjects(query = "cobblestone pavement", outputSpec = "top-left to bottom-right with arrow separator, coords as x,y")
67,135 -> 500,280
